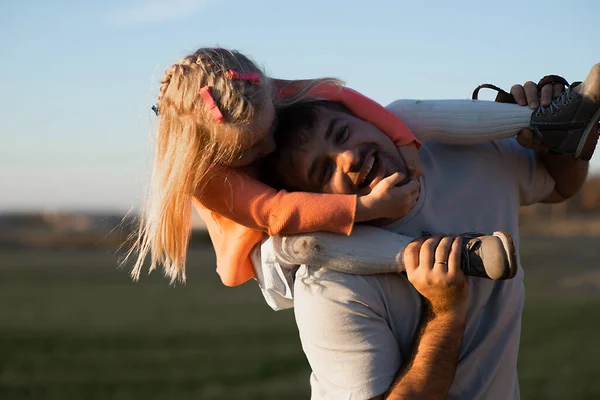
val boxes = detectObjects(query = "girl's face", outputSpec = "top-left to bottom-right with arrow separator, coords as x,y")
228,99 -> 277,168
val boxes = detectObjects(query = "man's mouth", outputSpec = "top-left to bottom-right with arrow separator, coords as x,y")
356,149 -> 412,194
357,152 -> 381,191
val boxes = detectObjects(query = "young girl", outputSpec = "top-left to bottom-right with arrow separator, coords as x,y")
130,47 -> 597,285
130,47 -> 425,284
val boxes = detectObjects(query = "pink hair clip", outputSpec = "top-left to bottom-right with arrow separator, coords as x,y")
199,86 -> 224,123
226,69 -> 261,83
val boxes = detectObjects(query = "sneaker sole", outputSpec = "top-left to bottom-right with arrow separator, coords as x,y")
492,230 -> 518,279
575,107 -> 600,160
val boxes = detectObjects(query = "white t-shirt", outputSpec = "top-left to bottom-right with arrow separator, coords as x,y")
256,138 -> 554,399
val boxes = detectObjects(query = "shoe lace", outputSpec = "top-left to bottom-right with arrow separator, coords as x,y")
536,87 -> 574,117
459,233 -> 480,275
461,244 -> 472,275
460,235 -> 484,276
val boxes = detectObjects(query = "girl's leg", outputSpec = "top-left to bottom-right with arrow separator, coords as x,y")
274,225 -> 516,280
387,99 -> 532,143
274,225 -> 412,275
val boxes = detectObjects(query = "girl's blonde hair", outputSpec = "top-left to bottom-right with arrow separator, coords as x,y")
129,47 -> 343,283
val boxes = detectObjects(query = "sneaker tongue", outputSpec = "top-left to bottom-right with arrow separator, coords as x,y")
467,238 -> 482,252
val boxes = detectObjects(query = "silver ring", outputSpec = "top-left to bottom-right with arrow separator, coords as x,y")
435,261 -> 448,265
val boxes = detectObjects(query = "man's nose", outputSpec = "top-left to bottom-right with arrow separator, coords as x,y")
335,148 -> 361,173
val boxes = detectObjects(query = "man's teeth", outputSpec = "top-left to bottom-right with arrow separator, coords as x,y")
360,155 -> 375,186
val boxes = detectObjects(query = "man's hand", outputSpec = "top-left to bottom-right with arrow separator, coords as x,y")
403,235 -> 468,317
356,173 -> 420,222
511,81 -> 565,110
380,235 -> 468,399
510,78 -> 589,203
510,81 -> 565,151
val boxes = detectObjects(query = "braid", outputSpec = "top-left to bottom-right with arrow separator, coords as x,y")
157,64 -> 177,105
155,48 -> 266,126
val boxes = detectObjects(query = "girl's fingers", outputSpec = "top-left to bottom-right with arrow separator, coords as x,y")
380,172 -> 406,188
400,179 -> 420,194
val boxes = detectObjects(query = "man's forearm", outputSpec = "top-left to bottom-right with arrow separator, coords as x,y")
540,152 -> 588,202
383,308 -> 466,400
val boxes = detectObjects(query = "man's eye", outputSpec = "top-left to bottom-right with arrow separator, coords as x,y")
335,127 -> 349,144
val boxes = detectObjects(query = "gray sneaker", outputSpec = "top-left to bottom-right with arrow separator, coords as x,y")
420,231 -> 518,280
472,64 -> 600,161
460,231 -> 518,280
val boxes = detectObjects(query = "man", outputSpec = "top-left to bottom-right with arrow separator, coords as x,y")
255,67 -> 599,398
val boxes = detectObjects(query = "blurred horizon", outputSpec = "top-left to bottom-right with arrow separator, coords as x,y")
3,2 -> 600,398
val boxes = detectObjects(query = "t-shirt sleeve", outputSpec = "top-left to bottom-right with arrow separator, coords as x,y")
493,138 -> 556,206
197,168 -> 357,236
294,268 -> 411,399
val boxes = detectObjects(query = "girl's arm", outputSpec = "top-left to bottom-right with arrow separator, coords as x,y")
198,168 -> 356,236
198,168 -> 419,237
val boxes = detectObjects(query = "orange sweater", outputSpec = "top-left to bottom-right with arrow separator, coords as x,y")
195,83 -> 418,286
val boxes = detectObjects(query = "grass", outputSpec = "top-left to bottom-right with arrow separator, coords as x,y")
0,236 -> 599,399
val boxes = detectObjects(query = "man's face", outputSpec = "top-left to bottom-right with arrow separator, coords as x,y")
279,107 -> 419,195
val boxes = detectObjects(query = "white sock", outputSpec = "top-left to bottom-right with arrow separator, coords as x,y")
274,225 -> 413,274
387,99 -> 532,143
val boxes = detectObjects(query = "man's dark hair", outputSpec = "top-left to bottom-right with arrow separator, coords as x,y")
260,100 -> 352,191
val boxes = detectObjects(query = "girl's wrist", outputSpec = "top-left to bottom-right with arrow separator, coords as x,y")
355,196 -> 377,222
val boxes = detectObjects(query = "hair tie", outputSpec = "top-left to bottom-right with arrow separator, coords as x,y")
199,86 -> 224,123
226,69 -> 261,83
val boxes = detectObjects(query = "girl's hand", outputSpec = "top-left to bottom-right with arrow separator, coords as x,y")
397,145 -> 423,182
355,172 -> 420,222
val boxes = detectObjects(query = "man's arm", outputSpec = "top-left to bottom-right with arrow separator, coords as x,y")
374,235 -> 468,400
375,306 -> 466,399
539,152 -> 589,203
291,235 -> 467,399
511,83 -> 590,203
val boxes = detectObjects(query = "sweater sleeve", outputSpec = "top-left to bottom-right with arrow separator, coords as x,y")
197,167 -> 357,236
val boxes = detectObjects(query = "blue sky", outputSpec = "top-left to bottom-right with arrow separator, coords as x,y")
2,0 -> 599,212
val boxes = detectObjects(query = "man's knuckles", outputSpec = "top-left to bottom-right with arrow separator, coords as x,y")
422,236 -> 442,254
403,239 -> 426,269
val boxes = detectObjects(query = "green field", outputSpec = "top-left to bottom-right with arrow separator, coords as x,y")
1,236 -> 599,399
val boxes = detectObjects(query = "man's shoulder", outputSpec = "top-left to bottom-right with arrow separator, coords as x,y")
421,137 -> 520,156
294,266 -> 418,308
419,139 -> 519,177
